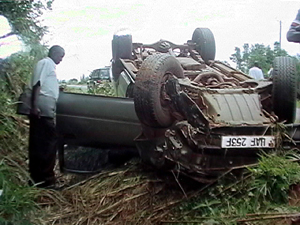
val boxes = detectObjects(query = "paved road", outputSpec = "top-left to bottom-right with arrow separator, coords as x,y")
66,84 -> 87,90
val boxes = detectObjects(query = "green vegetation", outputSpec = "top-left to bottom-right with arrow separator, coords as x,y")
0,160 -> 40,225
230,42 -> 300,76
0,2 -> 49,222
0,52 -> 41,224
87,81 -> 115,96
0,0 -> 52,47
171,151 -> 300,224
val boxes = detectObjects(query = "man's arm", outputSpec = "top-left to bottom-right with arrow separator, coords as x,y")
287,9 -> 300,43
287,26 -> 300,43
30,81 -> 41,117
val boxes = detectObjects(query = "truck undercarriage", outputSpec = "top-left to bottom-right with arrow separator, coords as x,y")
57,27 -> 300,182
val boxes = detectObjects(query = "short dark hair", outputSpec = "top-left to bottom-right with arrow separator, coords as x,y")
48,45 -> 64,57
253,61 -> 259,67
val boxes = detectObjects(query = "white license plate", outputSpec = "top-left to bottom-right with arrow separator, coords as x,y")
221,136 -> 275,148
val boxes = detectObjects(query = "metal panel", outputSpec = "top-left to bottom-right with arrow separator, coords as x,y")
56,91 -> 141,147
203,92 -> 270,125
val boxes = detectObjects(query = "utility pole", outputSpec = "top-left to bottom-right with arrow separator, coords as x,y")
279,20 -> 282,48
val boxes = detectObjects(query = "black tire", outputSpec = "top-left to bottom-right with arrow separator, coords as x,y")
134,54 -> 184,128
192,28 -> 216,63
272,56 -> 297,123
111,34 -> 132,81
112,34 -> 132,61
111,60 -> 122,82
126,83 -> 135,98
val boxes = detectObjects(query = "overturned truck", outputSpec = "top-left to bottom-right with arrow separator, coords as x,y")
57,28 -> 300,182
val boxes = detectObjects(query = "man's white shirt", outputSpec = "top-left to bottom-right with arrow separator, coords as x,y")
30,57 -> 59,118
31,57 -> 59,100
249,67 -> 264,80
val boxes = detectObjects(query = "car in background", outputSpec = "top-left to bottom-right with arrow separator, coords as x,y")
87,66 -> 112,90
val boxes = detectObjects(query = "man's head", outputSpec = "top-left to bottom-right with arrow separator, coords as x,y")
48,45 -> 65,65
253,61 -> 259,68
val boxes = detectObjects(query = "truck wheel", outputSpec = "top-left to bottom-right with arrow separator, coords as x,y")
134,54 -> 184,128
112,33 -> 132,61
111,33 -> 133,81
272,56 -> 297,123
192,28 -> 216,64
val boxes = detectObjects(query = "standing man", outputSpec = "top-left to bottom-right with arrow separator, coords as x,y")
29,45 -> 65,188
249,62 -> 264,80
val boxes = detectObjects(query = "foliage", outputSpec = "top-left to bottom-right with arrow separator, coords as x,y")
0,52 -> 43,97
248,152 -> 300,203
87,81 -> 115,96
63,85 -> 86,94
0,160 -> 40,225
0,52 -> 40,224
230,42 -> 289,75
79,74 -> 89,84
0,0 -> 53,47
175,150 -> 300,224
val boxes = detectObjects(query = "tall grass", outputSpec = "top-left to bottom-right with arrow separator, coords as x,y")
0,160 -> 40,225
0,52 -> 41,224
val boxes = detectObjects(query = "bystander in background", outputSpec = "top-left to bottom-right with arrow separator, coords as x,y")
249,62 -> 264,80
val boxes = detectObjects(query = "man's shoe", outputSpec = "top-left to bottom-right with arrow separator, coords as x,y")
28,178 -> 64,190
43,182 -> 65,191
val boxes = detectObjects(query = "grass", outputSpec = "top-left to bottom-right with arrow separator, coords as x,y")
0,90 -> 40,224
168,151 -> 300,224
0,54 -> 41,225
0,160 -> 40,225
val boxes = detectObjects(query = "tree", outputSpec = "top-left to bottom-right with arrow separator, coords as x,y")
79,74 -> 89,84
0,1 -> 54,95
0,0 -> 53,52
230,47 -> 243,71
230,42 -> 289,75
273,41 -> 288,57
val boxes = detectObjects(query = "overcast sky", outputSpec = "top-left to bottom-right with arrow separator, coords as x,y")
1,0 -> 300,80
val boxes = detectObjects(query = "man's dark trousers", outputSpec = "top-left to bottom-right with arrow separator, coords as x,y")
29,116 -> 57,187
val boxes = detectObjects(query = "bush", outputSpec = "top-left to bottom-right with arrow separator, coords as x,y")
249,152 -> 300,203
